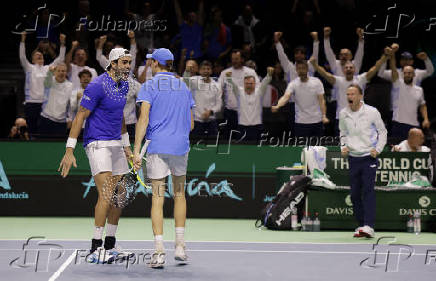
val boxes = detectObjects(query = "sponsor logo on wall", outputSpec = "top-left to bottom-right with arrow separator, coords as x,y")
0,160 -> 29,200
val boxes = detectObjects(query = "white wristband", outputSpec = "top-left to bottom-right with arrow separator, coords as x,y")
66,137 -> 77,149
121,133 -> 130,147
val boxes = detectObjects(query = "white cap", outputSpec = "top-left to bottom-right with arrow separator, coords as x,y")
106,48 -> 131,70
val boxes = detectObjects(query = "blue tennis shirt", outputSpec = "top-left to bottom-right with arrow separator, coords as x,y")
136,72 -> 195,155
81,72 -> 129,147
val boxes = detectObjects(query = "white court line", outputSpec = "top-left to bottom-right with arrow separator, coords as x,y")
0,248 -> 430,256
0,239 -> 435,246
48,250 -> 76,281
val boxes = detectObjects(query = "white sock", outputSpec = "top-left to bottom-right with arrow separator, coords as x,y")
106,223 -> 118,237
175,227 -> 185,245
154,235 -> 164,251
93,226 -> 104,240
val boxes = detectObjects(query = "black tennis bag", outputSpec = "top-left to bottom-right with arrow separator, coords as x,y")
256,175 -> 311,230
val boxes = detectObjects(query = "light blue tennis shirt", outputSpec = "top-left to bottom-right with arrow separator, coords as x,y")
137,72 -> 195,155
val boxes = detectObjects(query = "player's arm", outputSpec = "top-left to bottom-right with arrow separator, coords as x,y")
259,67 -> 273,98
420,104 -> 430,129
309,31 -> 319,74
225,72 -> 241,97
373,110 -> 387,155
353,28 -> 364,73
323,27 -> 338,73
317,94 -> 329,124
416,52 -> 434,81
339,113 -> 349,157
390,50 -> 399,82
95,35 -> 108,69
191,110 -> 194,131
133,102 -> 151,170
121,117 -> 133,159
174,0 -> 183,26
65,41 -> 79,74
128,30 -> 137,76
19,32 -> 31,71
49,34 -> 66,67
274,32 -> 292,76
309,56 -> 336,85
58,106 -> 90,178
365,49 -> 389,81
271,87 -> 292,113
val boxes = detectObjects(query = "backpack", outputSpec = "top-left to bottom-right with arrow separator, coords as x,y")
256,175 -> 312,230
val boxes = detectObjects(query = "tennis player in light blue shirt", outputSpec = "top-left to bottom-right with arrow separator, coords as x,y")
134,48 -> 194,267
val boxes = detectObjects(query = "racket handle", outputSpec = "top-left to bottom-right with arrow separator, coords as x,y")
140,139 -> 151,158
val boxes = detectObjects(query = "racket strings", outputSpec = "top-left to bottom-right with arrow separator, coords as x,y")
102,173 -> 138,208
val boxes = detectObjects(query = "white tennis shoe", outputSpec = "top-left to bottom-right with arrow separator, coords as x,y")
150,251 -> 166,268
174,244 -> 188,263
359,225 -> 375,238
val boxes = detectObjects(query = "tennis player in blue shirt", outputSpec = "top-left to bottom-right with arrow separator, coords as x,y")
133,48 -> 195,268
58,48 -> 134,263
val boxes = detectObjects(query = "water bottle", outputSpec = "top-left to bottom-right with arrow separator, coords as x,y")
413,211 -> 421,235
313,212 -> 321,232
291,209 -> 298,231
306,212 -> 313,232
301,212 -> 307,231
406,215 -> 414,233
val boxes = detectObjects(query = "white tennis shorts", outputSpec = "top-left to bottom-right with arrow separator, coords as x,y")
85,141 -> 129,176
146,153 -> 189,179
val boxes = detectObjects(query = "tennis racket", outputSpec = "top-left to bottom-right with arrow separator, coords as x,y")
102,140 -> 151,208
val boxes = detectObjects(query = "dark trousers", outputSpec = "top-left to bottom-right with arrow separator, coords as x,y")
238,124 -> 263,142
192,120 -> 218,137
349,156 -> 378,228
334,119 -> 340,136
391,121 -> 417,141
294,122 -> 323,137
24,103 -> 42,136
126,124 -> 136,138
223,108 -> 238,137
38,116 -> 67,137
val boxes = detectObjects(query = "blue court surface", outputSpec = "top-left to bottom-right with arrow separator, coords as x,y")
1,239 -> 435,281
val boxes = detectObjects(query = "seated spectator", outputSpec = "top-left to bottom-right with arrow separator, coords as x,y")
66,41 -> 98,89
19,32 -> 66,137
39,63 -> 73,137
226,67 -> 273,141
184,60 -> 222,138
392,128 -> 430,152
8,118 -> 29,140
68,69 -> 92,129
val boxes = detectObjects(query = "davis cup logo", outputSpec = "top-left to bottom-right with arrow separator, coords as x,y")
345,195 -> 353,207
419,196 -> 431,208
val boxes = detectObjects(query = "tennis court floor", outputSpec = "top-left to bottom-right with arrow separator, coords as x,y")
1,218 -> 435,281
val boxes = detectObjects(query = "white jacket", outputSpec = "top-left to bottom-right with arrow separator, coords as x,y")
339,102 -> 387,157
